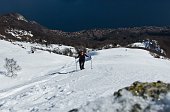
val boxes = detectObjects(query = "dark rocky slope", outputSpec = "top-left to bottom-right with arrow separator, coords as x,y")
0,13 -> 170,58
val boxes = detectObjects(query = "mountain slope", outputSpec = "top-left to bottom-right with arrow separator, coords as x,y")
0,13 -> 170,58
0,40 -> 170,112
0,40 -> 73,90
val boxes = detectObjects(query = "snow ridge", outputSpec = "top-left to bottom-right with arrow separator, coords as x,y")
6,29 -> 33,39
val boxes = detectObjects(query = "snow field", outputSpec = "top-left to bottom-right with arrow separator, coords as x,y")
0,40 -> 170,111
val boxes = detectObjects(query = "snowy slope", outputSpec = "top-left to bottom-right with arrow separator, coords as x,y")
0,40 -> 73,90
0,40 -> 170,112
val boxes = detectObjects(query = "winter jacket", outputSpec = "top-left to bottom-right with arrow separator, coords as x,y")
77,53 -> 88,61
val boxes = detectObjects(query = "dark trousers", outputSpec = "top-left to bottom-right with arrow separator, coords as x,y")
79,60 -> 85,70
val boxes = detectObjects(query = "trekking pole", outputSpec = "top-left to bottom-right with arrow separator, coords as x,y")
90,56 -> 93,69
75,58 -> 77,71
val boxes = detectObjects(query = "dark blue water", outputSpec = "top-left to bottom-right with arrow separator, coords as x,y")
0,0 -> 170,32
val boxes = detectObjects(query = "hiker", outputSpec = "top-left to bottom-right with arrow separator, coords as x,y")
76,51 -> 89,70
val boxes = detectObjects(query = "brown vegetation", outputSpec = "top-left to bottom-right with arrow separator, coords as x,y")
0,13 -> 170,58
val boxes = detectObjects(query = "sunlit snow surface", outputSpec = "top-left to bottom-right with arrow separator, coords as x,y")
0,40 -> 170,112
